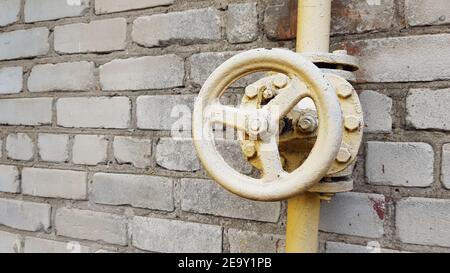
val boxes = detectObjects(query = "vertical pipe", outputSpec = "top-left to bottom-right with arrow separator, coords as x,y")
285,0 -> 332,253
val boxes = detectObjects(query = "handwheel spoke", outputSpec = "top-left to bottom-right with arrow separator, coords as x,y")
207,103 -> 253,132
264,77 -> 311,119
258,136 -> 285,181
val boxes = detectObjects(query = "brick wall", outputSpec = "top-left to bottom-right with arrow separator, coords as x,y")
0,0 -> 449,253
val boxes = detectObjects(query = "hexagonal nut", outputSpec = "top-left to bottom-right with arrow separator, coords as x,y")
272,74 -> 288,89
344,115 -> 361,132
245,85 -> 258,99
337,83 -> 354,98
336,147 -> 352,163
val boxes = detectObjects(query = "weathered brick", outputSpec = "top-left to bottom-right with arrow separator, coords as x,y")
442,144 -> 450,189
0,98 -> 53,126
24,0 -> 90,23
57,97 -> 131,129
216,140 -> 253,175
113,137 -> 152,168
136,95 -> 195,130
54,18 -> 126,54
22,168 -> 87,200
320,192 -> 385,238
6,133 -> 34,161
397,197 -> 450,247
0,165 -> 20,193
0,28 -> 49,61
359,90 -> 392,133
38,134 -> 69,163
24,237 -> 91,253
226,2 -> 258,44
349,34 -> 450,82
155,138 -> 200,171
100,55 -> 184,91
28,61 -> 95,92
132,8 -> 220,47
325,241 -> 404,253
132,216 -> 222,252
366,142 -> 434,187
0,230 -> 21,253
95,0 -> 174,14
0,67 -> 22,94
264,0 -> 395,40
55,208 -> 127,245
406,88 -> 450,131
72,135 -> 108,165
228,229 -> 284,253
0,0 -> 20,26
181,178 -> 280,222
92,173 -> 174,211
0,198 -> 51,231
405,0 -> 450,26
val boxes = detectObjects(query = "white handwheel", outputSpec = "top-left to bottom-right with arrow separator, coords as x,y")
192,48 -> 343,201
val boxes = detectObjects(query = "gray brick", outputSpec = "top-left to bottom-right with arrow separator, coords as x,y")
226,2 -> 258,44
359,90 -> 392,133
24,0 -> 90,23
325,241 -> 404,253
0,198 -> 51,231
100,55 -> 184,91
38,134 -> 70,163
95,0 -> 174,14
72,135 -> 108,165
55,208 -> 127,245
442,144 -> 450,189
351,34 -> 450,82
320,192 -> 385,238
0,67 -> 22,94
406,88 -> 450,131
0,0 -> 20,26
397,197 -> 450,247
54,18 -> 126,53
228,229 -> 284,253
0,28 -> 49,61
181,178 -> 280,222
113,137 -> 152,168
22,168 -> 87,200
0,231 -> 21,253
0,98 -> 53,126
132,216 -> 222,252
405,0 -> 450,26
6,133 -> 34,161
155,138 -> 200,171
366,142 -> 434,187
28,61 -> 95,92
57,97 -> 131,129
0,165 -> 20,193
132,8 -> 220,47
92,173 -> 174,211
216,140 -> 253,175
136,95 -> 195,130
24,237 -> 91,253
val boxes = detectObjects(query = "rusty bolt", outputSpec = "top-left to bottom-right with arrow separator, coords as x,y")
337,83 -> 353,98
272,75 -> 288,89
245,85 -> 258,99
263,89 -> 275,99
344,115 -> 360,131
336,147 -> 351,163
243,142 -> 256,158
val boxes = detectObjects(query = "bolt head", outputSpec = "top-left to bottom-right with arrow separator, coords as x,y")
344,116 -> 360,131
245,85 -> 258,98
297,116 -> 317,133
273,75 -> 288,89
337,83 -> 353,98
336,147 -> 352,163
243,142 -> 256,157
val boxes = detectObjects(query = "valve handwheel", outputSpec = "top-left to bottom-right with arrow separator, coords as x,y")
192,48 -> 343,201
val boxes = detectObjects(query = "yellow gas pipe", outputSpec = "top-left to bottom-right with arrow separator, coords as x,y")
285,0 -> 332,253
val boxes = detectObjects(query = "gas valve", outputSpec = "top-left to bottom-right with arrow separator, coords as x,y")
192,48 -> 363,201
